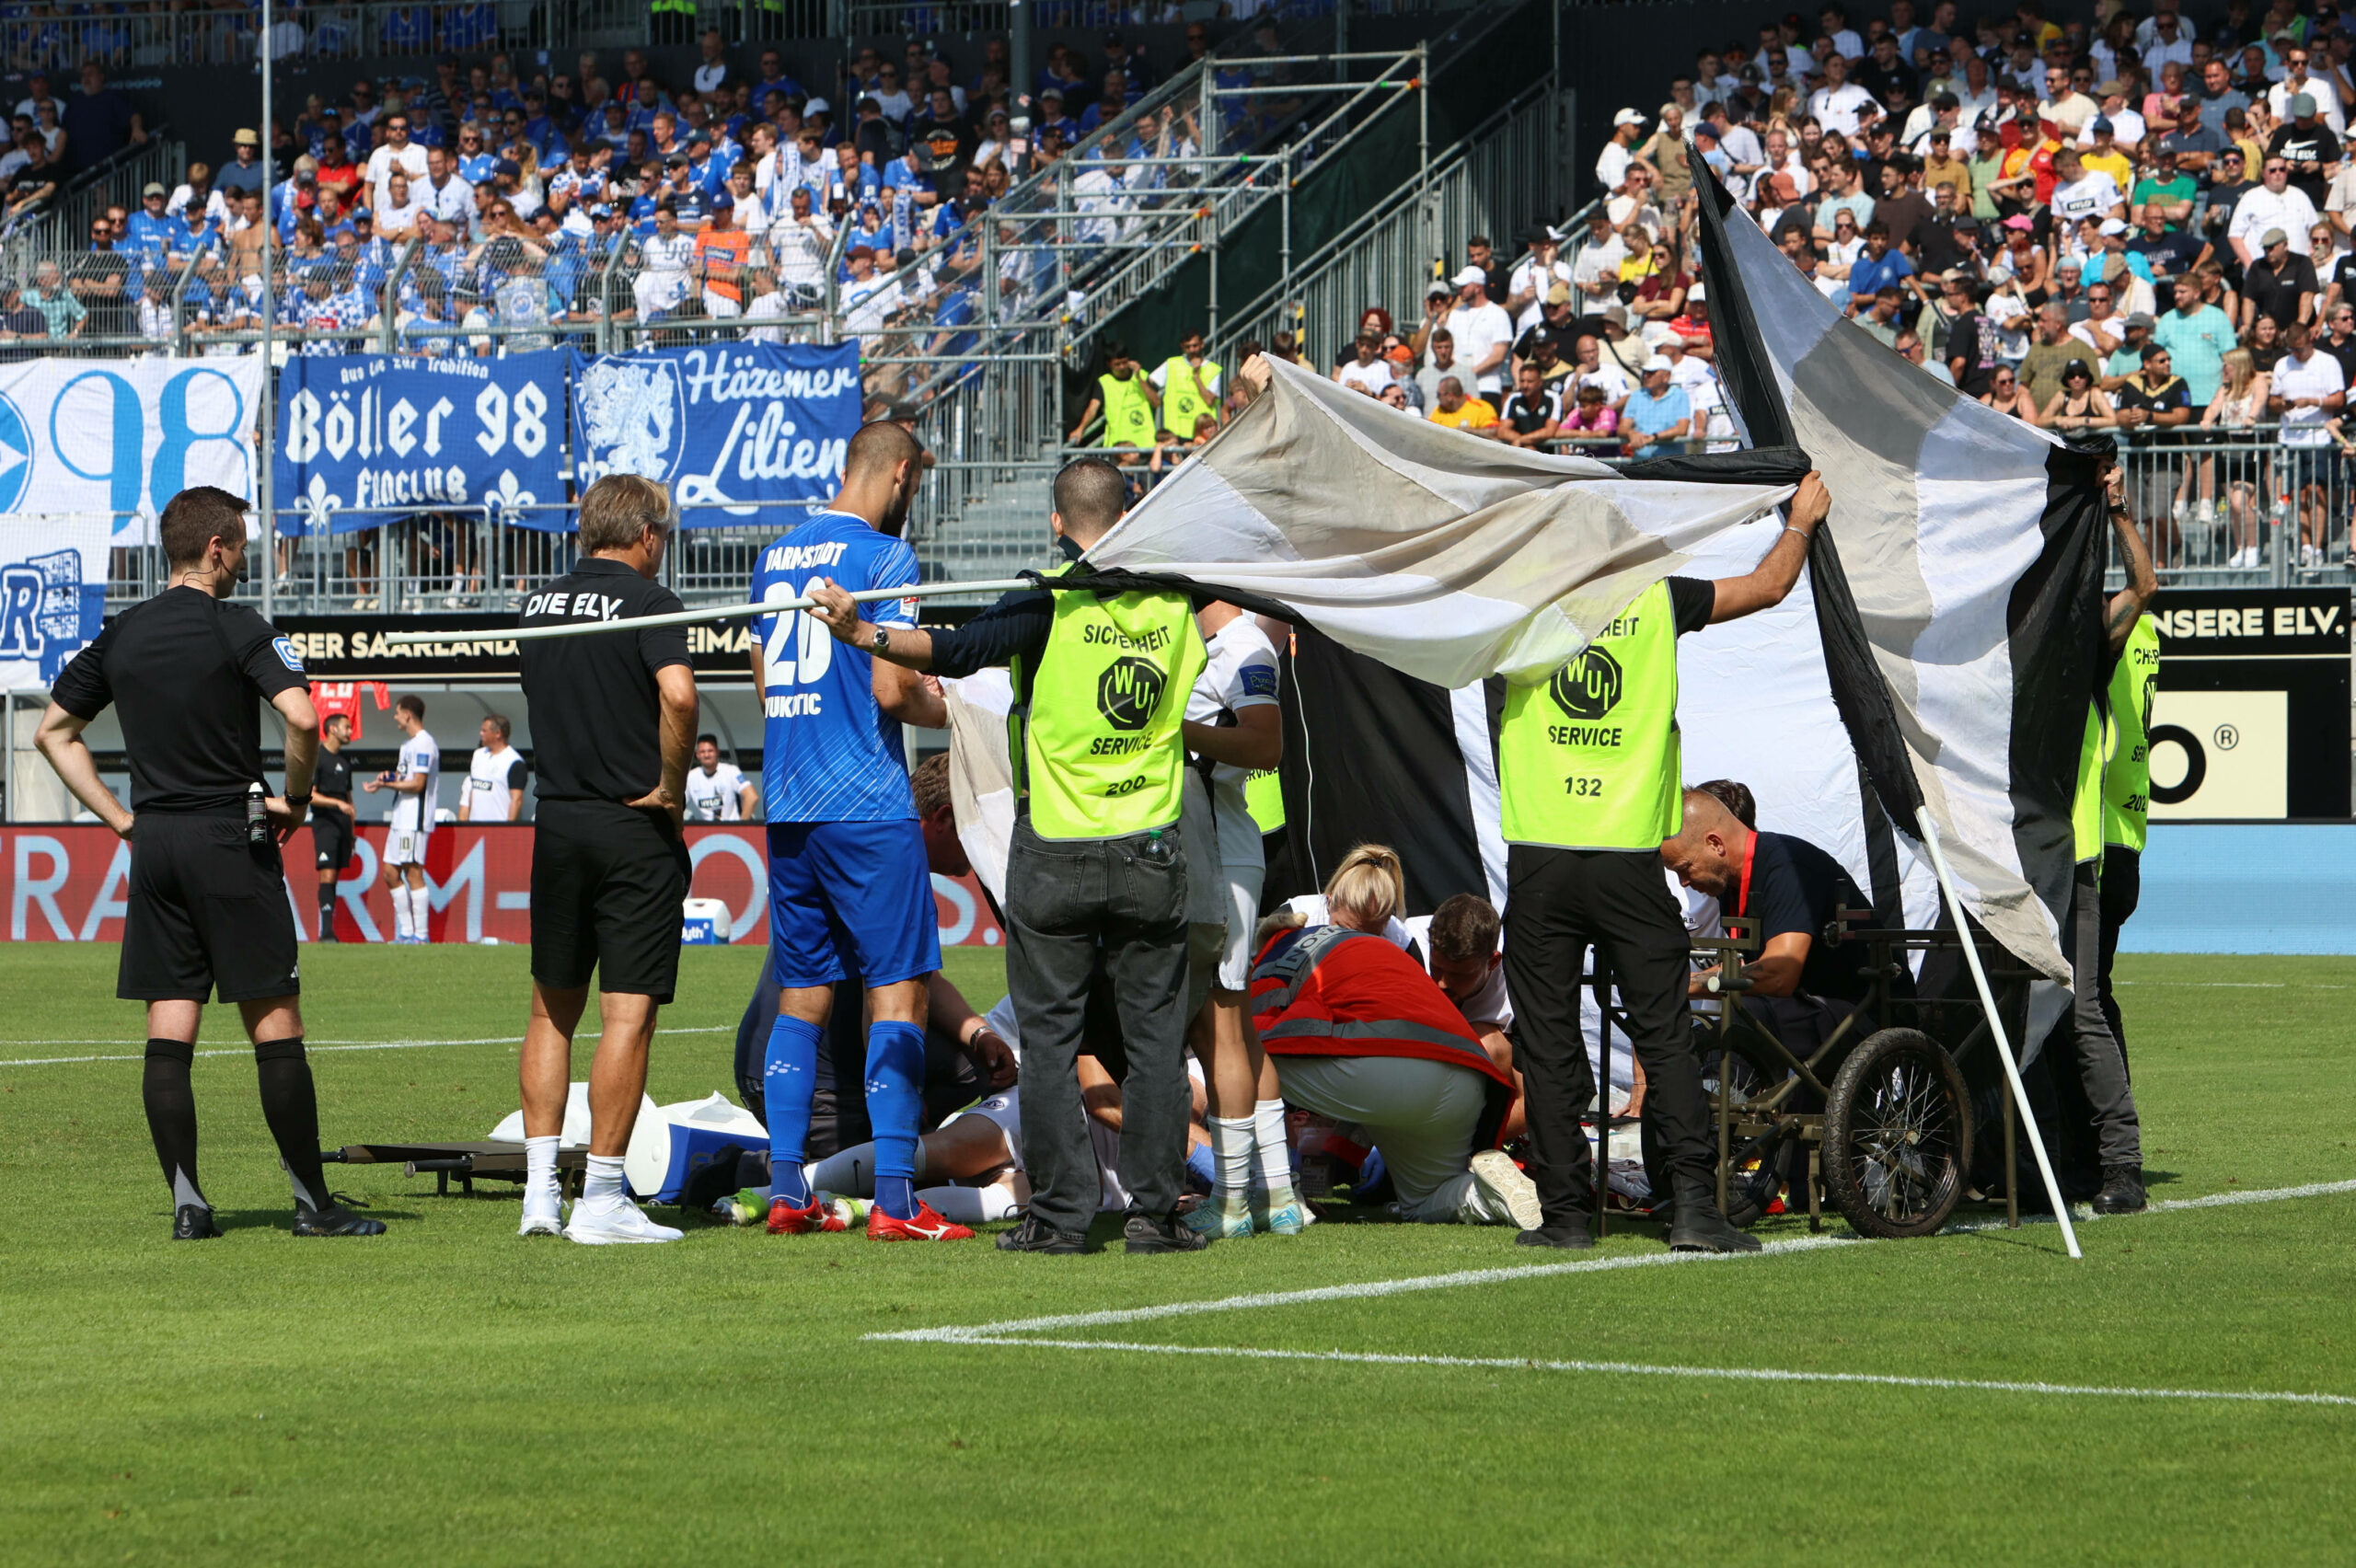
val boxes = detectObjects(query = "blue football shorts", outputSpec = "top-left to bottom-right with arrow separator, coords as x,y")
765,818 -> 943,989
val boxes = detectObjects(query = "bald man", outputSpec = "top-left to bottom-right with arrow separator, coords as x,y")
1657,785 -> 1887,1043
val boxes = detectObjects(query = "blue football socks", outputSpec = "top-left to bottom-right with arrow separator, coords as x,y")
864,1020 -> 927,1220
764,1013 -> 823,1207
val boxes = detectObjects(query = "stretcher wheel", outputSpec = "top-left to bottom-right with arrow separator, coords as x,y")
1821,1028 -> 1972,1239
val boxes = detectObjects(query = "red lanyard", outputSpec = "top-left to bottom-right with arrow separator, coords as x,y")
1734,829 -> 1755,917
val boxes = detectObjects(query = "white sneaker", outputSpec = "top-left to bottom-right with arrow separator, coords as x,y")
1469,1148 -> 1544,1231
2196,500 -> 2218,526
564,1201 -> 683,1245
518,1195 -> 565,1237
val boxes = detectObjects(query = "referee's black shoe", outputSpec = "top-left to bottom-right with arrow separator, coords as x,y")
996,1214 -> 1086,1253
173,1205 -> 223,1240
293,1198 -> 387,1237
1124,1211 -> 1210,1253
1514,1220 -> 1595,1250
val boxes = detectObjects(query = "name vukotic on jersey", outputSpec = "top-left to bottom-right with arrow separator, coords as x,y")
762,539 -> 850,573
523,589 -> 633,620
765,692 -> 824,717
1081,622 -> 1173,652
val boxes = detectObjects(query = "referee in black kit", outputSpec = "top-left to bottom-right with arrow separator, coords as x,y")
513,474 -> 699,1246
34,486 -> 384,1240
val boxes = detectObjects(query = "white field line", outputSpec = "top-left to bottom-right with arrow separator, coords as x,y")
0,1023 -> 736,1067
939,1336 -> 2356,1407
2115,980 -> 2354,989
871,1179 -> 2356,1345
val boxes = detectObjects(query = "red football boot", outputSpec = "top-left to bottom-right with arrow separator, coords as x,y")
767,1194 -> 847,1235
865,1199 -> 975,1241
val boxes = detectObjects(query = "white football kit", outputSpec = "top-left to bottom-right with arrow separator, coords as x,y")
683,761 -> 750,822
1185,617 -> 1281,988
384,730 -> 441,866
465,744 -> 525,820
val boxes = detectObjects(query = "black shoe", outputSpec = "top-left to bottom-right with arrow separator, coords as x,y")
2091,1166 -> 2147,1215
293,1198 -> 387,1237
1667,1175 -> 1761,1253
1514,1221 -> 1595,1251
317,929 -> 340,942
995,1214 -> 1085,1253
676,1146 -> 747,1216
173,1204 -> 222,1240
1124,1211 -> 1210,1253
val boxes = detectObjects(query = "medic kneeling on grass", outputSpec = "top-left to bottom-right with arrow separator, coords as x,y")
1249,847 -> 1541,1229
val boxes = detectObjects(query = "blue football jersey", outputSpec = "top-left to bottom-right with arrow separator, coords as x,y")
753,512 -> 920,823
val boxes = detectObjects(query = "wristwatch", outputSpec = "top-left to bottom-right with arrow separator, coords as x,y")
871,625 -> 890,654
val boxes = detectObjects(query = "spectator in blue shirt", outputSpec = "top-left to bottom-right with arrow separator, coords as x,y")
1846,221 -> 1914,301
122,183 -> 176,264
1623,357 -> 1693,457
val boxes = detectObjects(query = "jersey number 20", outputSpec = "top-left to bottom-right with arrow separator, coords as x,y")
761,577 -> 837,689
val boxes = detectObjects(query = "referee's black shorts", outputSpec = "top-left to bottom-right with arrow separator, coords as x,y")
119,813 -> 301,1004
311,810 -> 354,873
531,799 -> 692,1004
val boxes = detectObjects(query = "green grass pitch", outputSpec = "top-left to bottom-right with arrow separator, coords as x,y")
2,943 -> 2353,1565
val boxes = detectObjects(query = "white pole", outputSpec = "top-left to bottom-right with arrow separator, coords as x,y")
1912,804 -> 2083,1260
376,578 -> 1041,646
257,0 -> 275,618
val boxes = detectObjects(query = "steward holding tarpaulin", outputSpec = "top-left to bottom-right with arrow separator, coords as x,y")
1250,922 -> 1537,1228
1499,472 -> 1834,1256
806,455 -> 1214,1255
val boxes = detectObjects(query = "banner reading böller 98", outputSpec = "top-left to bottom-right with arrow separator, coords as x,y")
568,342 -> 861,526
272,352 -> 570,532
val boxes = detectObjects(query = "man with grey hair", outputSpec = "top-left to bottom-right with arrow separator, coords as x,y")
514,473 -> 698,1244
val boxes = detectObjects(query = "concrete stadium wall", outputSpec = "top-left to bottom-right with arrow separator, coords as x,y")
2128,824 -> 2356,955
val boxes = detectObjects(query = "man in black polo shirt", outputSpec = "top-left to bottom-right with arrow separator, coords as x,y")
37,486 -> 383,1240
514,472 -> 698,1245
310,711 -> 357,940
1658,785 -> 1881,1038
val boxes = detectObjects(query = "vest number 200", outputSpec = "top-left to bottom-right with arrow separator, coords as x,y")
1563,775 -> 1605,797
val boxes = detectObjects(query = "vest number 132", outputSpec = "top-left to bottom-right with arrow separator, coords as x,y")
1564,775 -> 1606,797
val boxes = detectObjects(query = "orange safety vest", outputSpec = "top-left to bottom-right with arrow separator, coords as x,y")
1250,925 -> 1513,1090
695,228 -> 751,303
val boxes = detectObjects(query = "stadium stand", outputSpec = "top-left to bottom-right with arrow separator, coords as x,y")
0,0 -> 2333,619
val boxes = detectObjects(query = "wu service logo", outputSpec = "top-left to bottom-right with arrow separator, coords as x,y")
1096,656 -> 1167,732
1551,647 -> 1624,721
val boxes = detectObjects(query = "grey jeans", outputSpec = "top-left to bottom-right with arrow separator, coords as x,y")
1004,816 -> 1194,1237
2064,859 -> 2142,1170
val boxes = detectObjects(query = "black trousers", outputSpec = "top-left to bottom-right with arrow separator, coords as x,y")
2052,859 -> 2142,1176
1004,817 -> 1193,1237
1503,845 -> 1714,1228
2096,845 -> 2141,1069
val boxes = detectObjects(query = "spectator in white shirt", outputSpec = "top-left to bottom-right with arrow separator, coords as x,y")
420,145 -> 473,225
1444,266 -> 1515,398
1808,52 -> 1880,136
2233,155 -> 2326,263
1507,227 -> 1573,320
1596,109 -> 1646,195
2269,320 -> 2347,561
374,171 -> 424,241
2050,146 -> 2127,226
167,165 -> 230,229
2269,46 -> 2347,136
1334,332 -> 1397,395
1817,4 -> 1865,60
364,111 -> 430,219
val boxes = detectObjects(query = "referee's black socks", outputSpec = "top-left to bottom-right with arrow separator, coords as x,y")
253,1037 -> 331,1212
143,1038 -> 206,1212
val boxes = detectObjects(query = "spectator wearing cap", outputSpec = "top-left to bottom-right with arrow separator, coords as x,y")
1597,108 -> 1646,196
1620,355 -> 1691,456
218,128 -> 269,197
1506,226 -> 1571,322
2232,156 -> 2323,267
2131,145 -> 2199,232
2078,110 -> 2136,191
2242,225 -> 2320,333
2096,311 -> 2161,389
123,181 -> 175,264
1034,88 -> 1077,146
1444,263 -> 1515,400
2268,93 -> 2340,208
695,190 -> 750,316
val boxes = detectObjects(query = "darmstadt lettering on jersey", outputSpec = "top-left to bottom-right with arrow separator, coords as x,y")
761,539 -> 850,573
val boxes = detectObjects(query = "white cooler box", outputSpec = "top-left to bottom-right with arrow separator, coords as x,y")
680,896 -> 730,946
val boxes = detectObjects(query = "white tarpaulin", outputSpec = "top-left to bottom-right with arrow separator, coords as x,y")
1085,356 -> 1797,688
